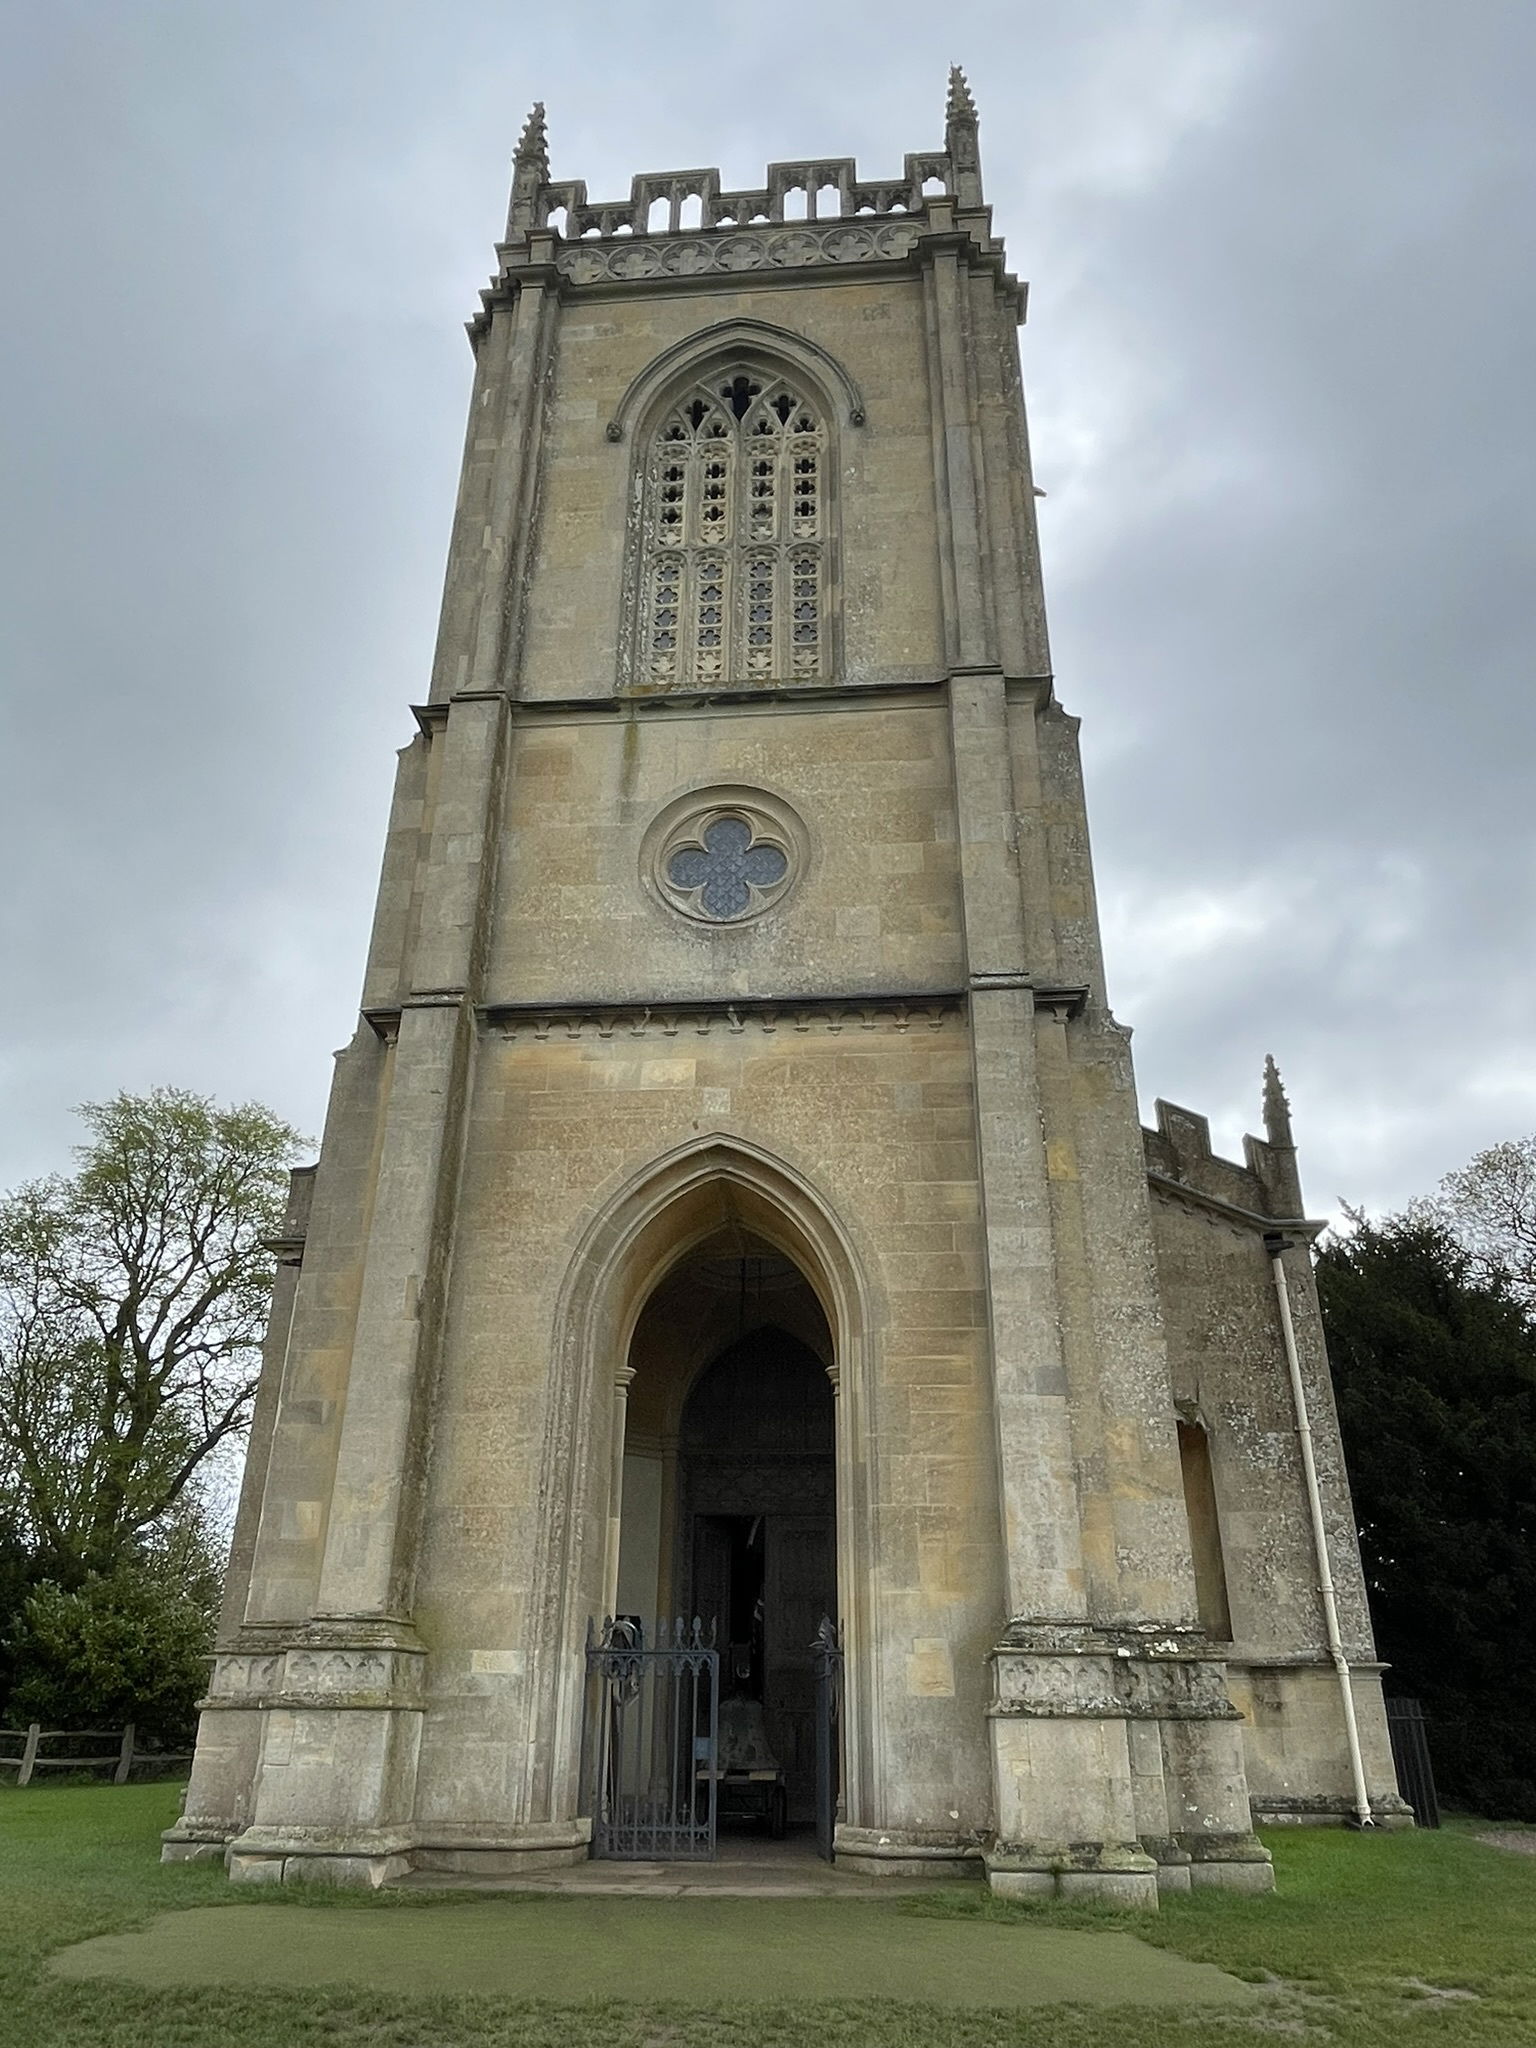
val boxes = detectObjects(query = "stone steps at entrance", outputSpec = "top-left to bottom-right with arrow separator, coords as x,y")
396,1836 -> 981,1899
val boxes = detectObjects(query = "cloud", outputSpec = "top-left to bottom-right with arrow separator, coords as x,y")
1,0 -> 1532,1229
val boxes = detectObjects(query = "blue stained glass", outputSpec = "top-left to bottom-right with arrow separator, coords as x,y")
666,816 -> 789,920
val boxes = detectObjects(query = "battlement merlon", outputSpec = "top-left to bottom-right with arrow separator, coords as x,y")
477,69 -> 1019,335
1143,1062 -> 1317,1235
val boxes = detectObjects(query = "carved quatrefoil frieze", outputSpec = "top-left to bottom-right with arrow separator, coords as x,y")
559,220 -> 921,287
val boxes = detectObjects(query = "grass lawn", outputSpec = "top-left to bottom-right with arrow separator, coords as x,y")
1,1783 -> 1534,2047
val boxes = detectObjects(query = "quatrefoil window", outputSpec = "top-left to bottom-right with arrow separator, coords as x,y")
646,790 -> 806,927
665,815 -> 789,921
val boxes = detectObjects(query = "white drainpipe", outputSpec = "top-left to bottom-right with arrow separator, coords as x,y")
1266,1234 -> 1375,1829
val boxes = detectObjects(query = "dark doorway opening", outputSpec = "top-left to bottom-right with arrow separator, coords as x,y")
692,1514 -> 765,1669
680,1327 -> 835,1827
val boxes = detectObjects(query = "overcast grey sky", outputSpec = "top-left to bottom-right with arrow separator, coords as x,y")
2,0 -> 1532,1221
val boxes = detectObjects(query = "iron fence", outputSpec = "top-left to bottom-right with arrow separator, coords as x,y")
1385,1696 -> 1440,1828
812,1615 -> 843,1863
583,1617 -> 719,1860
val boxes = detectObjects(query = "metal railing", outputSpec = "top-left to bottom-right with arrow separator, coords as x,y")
583,1618 -> 719,1861
1385,1697 -> 1440,1828
812,1615 -> 843,1863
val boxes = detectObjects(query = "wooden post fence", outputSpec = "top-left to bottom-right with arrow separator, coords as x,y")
0,1722 -> 189,1786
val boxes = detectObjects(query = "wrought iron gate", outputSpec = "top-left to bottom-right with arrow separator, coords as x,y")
583,1618 -> 720,1860
1385,1696 -> 1440,1828
812,1615 -> 843,1863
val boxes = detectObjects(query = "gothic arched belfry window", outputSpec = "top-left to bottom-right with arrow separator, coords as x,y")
629,369 -> 830,690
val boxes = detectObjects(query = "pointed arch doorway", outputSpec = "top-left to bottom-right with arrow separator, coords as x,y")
610,1228 -> 838,1844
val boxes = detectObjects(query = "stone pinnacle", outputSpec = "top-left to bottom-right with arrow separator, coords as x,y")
515,100 -> 549,176
1262,1053 -> 1295,1149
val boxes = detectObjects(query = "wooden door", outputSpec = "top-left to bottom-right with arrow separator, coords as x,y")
690,1514 -> 734,1641
764,1513 -> 835,1820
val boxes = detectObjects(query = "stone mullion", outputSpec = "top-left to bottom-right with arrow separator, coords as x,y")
770,546 -> 787,686
772,425 -> 790,681
679,534 -> 698,687
715,428 -> 736,551
674,430 -> 699,686
683,424 -> 705,549
735,412 -> 767,685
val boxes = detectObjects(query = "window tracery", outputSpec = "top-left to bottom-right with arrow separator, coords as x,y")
632,370 -> 830,690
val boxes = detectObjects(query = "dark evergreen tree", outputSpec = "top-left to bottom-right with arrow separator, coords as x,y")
5,1563 -> 214,1744
0,1516 -> 41,1717
1318,1212 -> 1536,1820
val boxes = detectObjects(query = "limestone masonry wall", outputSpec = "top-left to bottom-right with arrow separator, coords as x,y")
488,698 -> 961,1004
408,1013 -> 999,1836
521,280 -> 943,695
1143,1103 -> 1400,1819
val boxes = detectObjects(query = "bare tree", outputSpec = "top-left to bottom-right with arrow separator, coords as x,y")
0,1088 -> 305,1581
1417,1134 -> 1536,1312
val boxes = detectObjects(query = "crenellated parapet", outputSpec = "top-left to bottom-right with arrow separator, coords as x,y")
511,66 -> 980,239
528,152 -> 960,240
472,69 -> 1018,335
1143,1062 -> 1316,1234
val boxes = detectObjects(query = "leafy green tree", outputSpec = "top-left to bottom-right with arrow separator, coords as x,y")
5,1563 -> 216,1744
1420,1133 -> 1536,1311
1318,1211 -> 1536,1820
0,1088 -> 305,1586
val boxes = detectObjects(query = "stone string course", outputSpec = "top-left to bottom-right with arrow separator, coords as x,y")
484,998 -> 963,1041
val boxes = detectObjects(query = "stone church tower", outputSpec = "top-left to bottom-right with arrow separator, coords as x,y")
166,78 -> 1406,1902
